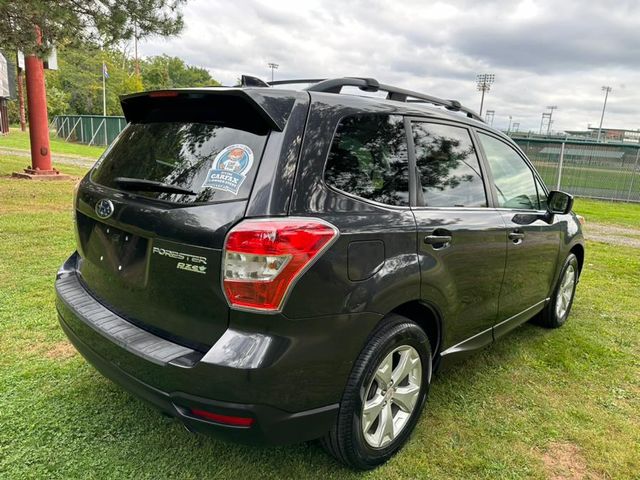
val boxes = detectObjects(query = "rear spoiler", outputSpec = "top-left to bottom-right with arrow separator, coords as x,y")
120,88 -> 298,134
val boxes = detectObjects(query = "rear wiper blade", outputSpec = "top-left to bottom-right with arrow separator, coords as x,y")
114,177 -> 197,196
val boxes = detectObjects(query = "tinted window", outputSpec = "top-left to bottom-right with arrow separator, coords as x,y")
413,122 -> 486,207
478,133 -> 540,210
325,115 -> 409,206
91,122 -> 267,204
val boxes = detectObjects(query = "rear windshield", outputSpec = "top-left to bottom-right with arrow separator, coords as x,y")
91,122 -> 268,204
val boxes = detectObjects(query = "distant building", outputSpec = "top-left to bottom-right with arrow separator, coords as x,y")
564,127 -> 640,143
0,52 -> 10,134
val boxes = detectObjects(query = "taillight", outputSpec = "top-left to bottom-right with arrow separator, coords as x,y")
222,218 -> 338,312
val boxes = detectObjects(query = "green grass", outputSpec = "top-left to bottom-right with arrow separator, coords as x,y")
574,198 -> 640,229
0,128 -> 104,159
1,155 -> 639,479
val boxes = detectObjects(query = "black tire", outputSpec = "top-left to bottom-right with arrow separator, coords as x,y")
536,253 -> 579,328
321,314 -> 432,470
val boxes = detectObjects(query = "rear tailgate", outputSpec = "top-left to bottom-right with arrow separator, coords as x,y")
74,89 -> 300,351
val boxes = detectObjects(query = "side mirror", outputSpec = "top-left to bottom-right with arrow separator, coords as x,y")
547,190 -> 574,215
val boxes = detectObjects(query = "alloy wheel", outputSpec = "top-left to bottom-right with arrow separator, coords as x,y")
361,345 -> 422,448
555,264 -> 576,319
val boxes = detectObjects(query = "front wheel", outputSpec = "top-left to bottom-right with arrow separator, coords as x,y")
537,253 -> 579,328
321,315 -> 432,470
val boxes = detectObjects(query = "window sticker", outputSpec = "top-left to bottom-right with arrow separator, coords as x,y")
202,144 -> 254,195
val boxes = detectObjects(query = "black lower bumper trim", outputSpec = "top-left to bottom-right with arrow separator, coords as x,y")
59,315 -> 338,445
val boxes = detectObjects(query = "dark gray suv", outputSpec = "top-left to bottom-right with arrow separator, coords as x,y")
55,77 -> 585,469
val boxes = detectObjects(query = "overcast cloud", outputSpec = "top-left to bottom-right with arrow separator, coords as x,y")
139,0 -> 640,132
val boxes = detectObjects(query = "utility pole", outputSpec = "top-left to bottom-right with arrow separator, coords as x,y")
268,62 -> 279,82
597,86 -> 612,142
546,105 -> 558,135
485,109 -> 495,126
476,73 -> 495,117
13,26 -> 65,179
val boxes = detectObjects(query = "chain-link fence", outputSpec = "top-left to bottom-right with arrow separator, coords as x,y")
512,137 -> 640,203
51,115 -> 126,146
49,116 -> 640,203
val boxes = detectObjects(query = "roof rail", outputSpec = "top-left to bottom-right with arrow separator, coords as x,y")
303,77 -> 483,122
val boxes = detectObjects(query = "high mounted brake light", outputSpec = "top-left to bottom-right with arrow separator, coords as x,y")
147,91 -> 179,98
222,218 -> 339,312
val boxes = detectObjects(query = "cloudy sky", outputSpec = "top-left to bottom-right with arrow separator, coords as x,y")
139,0 -> 640,132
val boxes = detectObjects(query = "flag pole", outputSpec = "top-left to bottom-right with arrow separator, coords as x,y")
102,61 -> 107,116
102,61 -> 107,144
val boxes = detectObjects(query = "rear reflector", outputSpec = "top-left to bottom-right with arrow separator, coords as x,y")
223,218 -> 338,312
190,408 -> 255,427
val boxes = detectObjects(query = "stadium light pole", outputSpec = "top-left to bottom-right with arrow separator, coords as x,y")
268,62 -> 279,82
597,86 -> 612,142
476,73 -> 495,117
546,106 -> 558,135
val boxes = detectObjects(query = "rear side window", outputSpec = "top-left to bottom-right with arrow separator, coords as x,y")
91,123 -> 267,204
478,133 -> 540,210
324,115 -> 409,206
412,122 -> 487,207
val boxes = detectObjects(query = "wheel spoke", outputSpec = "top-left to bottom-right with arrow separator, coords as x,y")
392,384 -> 420,412
375,352 -> 393,386
373,403 -> 394,447
362,394 -> 385,433
392,348 -> 420,385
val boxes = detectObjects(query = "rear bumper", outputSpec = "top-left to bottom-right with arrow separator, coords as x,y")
59,314 -> 337,444
55,253 -> 381,445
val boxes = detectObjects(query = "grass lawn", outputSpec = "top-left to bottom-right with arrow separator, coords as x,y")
0,127 -> 104,159
574,198 -> 640,229
1,155 -> 639,479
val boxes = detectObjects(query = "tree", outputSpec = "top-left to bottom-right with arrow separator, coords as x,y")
0,0 -> 187,175
42,46 -> 219,116
141,55 -> 219,90
0,1 -> 186,55
46,45 -> 143,116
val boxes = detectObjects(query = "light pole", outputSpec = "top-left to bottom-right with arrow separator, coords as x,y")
476,73 -> 495,117
267,62 -> 279,83
546,106 -> 557,135
485,109 -> 495,126
597,86 -> 612,142
507,115 -> 513,133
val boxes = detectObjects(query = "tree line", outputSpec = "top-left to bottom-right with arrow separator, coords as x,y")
7,45 -> 220,123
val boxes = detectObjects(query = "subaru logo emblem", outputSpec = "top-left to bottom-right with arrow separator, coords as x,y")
95,199 -> 115,219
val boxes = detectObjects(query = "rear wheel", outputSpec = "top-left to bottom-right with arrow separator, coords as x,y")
321,315 -> 432,470
537,253 -> 579,328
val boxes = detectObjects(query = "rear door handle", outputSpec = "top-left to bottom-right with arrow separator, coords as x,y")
508,231 -> 525,244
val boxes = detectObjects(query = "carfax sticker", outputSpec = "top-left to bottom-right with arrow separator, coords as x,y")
202,144 -> 254,195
